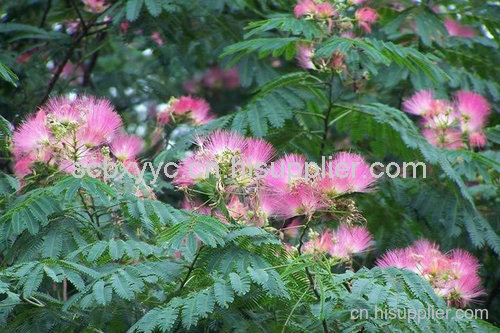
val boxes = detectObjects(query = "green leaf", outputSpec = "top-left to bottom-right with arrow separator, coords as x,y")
126,0 -> 144,21
213,279 -> 234,308
145,0 -> 162,17
229,272 -> 250,296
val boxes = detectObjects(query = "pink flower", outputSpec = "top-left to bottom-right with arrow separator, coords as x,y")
82,0 -> 108,13
110,134 -> 144,161
203,67 -> 224,89
222,68 -> 240,89
151,32 -> 164,46
227,196 -> 248,221
376,248 -> 418,272
355,7 -> 378,33
330,152 -> 376,193
469,131 -> 487,148
201,130 -> 247,158
183,79 -> 201,94
422,128 -> 464,149
77,96 -> 123,147
283,218 -> 303,238
297,45 -> 316,70
171,96 -> 215,125
13,155 -> 36,177
120,21 -> 130,33
263,154 -> 307,195
173,155 -> 211,187
242,138 -> 276,169
294,0 -> 319,19
444,19 -> 477,38
272,184 -> 321,218
376,240 -> 484,307
329,225 -> 372,259
304,230 -> 333,254
12,111 -> 51,156
294,0 -> 335,19
454,91 -> 491,133
403,90 -> 435,117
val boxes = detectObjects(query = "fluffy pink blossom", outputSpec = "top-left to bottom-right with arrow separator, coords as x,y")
160,96 -> 215,125
263,154 -> 308,195
294,0 -> 335,19
13,156 -> 36,177
376,240 -> 484,306
242,138 -> 276,169
454,91 -> 491,133
329,225 -> 372,259
422,128 -> 464,149
444,19 -> 477,38
469,131 -> 487,148
403,90 -> 435,117
330,152 -> 375,193
201,130 -> 247,158
272,184 -> 321,218
173,155 -> 212,187
12,111 -> 51,156
355,7 -> 378,33
110,134 -> 144,161
303,230 -> 333,254
77,97 -> 122,146
297,45 -> 316,70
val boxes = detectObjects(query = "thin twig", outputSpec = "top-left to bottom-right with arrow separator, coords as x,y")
39,0 -> 52,28
320,73 -> 335,156
297,219 -> 329,333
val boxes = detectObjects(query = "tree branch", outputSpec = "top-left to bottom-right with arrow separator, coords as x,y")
39,0 -> 52,28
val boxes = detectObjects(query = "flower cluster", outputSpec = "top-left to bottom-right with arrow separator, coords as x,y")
156,96 -> 215,126
376,240 -> 484,307
303,225 -> 372,261
294,0 -> 378,35
183,67 -> 240,94
12,95 -> 143,178
403,90 -> 491,149
175,130 -> 376,226
444,19 -> 477,38
293,1 -> 378,73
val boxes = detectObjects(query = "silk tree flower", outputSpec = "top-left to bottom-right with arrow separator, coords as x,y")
271,184 -> 322,219
77,97 -> 123,147
376,240 -> 484,306
318,152 -> 376,195
355,7 -> 378,33
110,134 -> 144,161
444,19 -> 477,38
262,154 -> 308,194
303,230 -> 333,255
12,95 -> 128,178
157,96 -> 215,126
329,225 -> 372,259
242,138 -> 276,171
403,90 -> 435,117
294,0 -> 336,20
422,129 -> 464,149
12,111 -> 51,156
454,91 -> 491,134
297,44 -> 316,70
304,225 -> 372,259
221,68 -> 240,89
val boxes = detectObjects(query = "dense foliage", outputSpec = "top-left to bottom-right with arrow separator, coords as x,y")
0,0 -> 499,332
